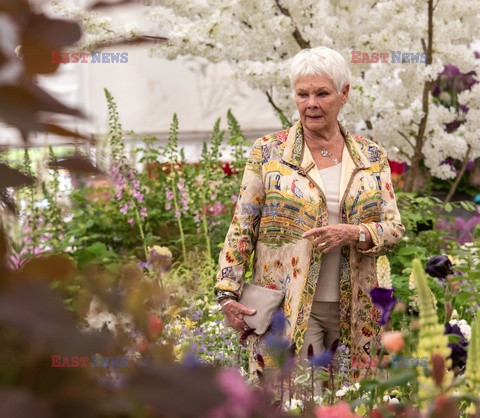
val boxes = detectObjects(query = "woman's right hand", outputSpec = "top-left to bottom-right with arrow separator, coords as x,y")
220,299 -> 256,333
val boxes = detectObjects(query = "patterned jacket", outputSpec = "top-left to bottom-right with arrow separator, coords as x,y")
215,121 -> 404,376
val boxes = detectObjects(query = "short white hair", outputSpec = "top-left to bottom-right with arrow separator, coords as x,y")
289,47 -> 350,93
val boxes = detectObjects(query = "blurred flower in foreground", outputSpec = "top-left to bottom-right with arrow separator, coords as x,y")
369,288 -> 397,326
425,255 -> 453,279
381,331 -> 405,353
315,401 -> 360,418
138,245 -> 172,273
265,310 -> 290,354
209,368 -> 256,418
308,339 -> 338,369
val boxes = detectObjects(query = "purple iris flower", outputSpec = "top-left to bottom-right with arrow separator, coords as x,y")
309,349 -> 335,368
426,255 -> 453,279
308,339 -> 339,368
445,323 -> 468,370
369,288 -> 397,326
264,311 -> 292,360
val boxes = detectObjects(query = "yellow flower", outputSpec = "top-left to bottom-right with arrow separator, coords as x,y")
184,318 -> 196,329
166,305 -> 183,317
148,245 -> 172,257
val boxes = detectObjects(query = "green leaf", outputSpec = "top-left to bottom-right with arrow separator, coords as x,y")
468,271 -> 480,280
378,369 -> 415,390
447,334 -> 462,344
359,378 -> 379,392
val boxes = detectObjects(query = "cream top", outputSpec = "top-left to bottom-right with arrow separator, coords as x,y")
314,163 -> 342,302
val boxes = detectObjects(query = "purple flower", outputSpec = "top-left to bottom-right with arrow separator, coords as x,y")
165,188 -> 174,201
182,352 -> 200,367
128,218 -> 134,227
426,255 -> 453,279
133,189 -> 144,203
140,207 -> 147,220
369,287 -> 397,326
115,186 -> 123,200
270,310 -> 286,334
445,323 -> 468,370
137,260 -> 151,269
309,349 -> 335,368
120,204 -> 128,215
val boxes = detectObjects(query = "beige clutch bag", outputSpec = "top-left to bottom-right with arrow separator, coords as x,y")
239,283 -> 284,336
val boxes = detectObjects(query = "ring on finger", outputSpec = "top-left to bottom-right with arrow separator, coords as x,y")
320,241 -> 328,248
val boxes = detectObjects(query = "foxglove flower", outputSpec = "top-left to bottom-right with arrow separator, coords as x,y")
369,287 -> 397,326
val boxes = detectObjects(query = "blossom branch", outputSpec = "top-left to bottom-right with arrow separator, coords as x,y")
273,0 -> 311,49
404,0 -> 434,192
444,144 -> 471,204
265,91 -> 293,127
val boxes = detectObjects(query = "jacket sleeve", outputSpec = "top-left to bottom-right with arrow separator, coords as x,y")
357,149 -> 405,257
214,137 -> 266,297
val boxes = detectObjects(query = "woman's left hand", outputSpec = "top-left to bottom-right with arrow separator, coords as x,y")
302,224 -> 360,253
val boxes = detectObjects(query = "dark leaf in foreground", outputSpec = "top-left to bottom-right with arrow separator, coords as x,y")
0,163 -> 35,188
0,388 -> 52,418
307,343 -> 314,359
21,15 -> 82,75
49,156 -> 102,175
0,187 -> 17,214
329,338 -> 340,353
239,328 -> 255,346
41,124 -> 90,141
0,282 -> 112,356
0,84 -> 84,136
126,364 -> 225,417
18,254 -> 76,282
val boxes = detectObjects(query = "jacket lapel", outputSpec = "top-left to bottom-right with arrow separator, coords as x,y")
281,121 -> 372,200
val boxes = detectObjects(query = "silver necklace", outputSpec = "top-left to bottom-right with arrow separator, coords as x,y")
320,147 -> 339,164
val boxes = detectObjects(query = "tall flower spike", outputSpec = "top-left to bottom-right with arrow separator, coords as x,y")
412,258 -> 453,411
377,255 -> 392,289
463,309 -> 480,415
409,268 -> 438,312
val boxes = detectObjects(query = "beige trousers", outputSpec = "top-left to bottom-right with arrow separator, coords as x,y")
298,301 -> 340,368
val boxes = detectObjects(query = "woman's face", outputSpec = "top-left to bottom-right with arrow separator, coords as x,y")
294,74 -> 349,135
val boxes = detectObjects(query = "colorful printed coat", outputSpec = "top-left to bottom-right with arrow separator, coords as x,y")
215,121 -> 405,378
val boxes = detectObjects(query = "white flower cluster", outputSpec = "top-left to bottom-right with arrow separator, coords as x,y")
335,382 -> 360,397
51,0 -> 480,178
449,319 -> 472,342
85,296 -> 133,334
377,255 -> 392,289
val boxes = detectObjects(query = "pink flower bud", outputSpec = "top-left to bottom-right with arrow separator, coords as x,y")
381,331 -> 404,353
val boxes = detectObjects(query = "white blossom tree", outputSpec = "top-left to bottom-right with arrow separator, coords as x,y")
54,0 -> 480,193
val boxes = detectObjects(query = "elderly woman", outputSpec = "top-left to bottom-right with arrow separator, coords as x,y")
215,46 -> 404,379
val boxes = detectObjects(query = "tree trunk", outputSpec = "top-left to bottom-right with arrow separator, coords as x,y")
403,0 -> 434,192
